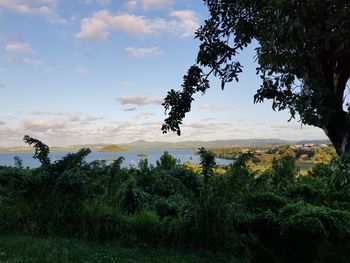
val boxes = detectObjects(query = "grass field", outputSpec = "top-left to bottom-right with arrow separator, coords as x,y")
0,236 -> 236,263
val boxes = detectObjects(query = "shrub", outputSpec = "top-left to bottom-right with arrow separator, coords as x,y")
81,203 -> 129,240
330,153 -> 350,189
279,203 -> 350,262
116,177 -> 146,213
131,210 -> 160,244
156,151 -> 178,170
270,155 -> 298,188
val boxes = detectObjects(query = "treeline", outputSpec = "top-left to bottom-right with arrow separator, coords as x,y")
212,145 -> 337,163
0,137 -> 350,262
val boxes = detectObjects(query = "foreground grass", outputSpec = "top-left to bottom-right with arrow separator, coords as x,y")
0,236 -> 235,263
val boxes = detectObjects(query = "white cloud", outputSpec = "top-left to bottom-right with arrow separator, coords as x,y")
140,112 -> 155,117
0,33 -> 21,42
22,112 -> 105,132
0,115 -> 329,147
6,42 -> 34,53
169,10 -> 199,37
199,104 -> 238,111
125,0 -> 174,11
45,66 -> 65,73
82,0 -> 111,5
0,0 -> 68,24
75,66 -> 90,74
117,95 -> 162,105
125,47 -> 162,58
119,80 -> 133,88
21,119 -> 67,132
31,110 -> 63,116
0,68 -> 5,73
0,83 -> 6,88
0,0 -> 52,15
30,111 -> 104,122
124,107 -> 137,112
76,11 -> 110,41
76,9 -> 199,41
7,57 -> 43,65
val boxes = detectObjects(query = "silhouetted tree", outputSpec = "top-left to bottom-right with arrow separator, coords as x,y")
23,135 -> 50,167
162,0 -> 350,155
13,156 -> 23,169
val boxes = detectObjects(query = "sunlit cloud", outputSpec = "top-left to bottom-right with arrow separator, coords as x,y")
199,104 -> 239,111
125,0 -> 175,11
139,112 -> 156,118
169,10 -> 199,37
124,107 -> 137,112
0,33 -> 21,42
82,0 -> 111,5
76,9 -> 199,41
117,95 -> 162,106
7,57 -> 43,65
0,0 -> 52,15
0,0 -> 67,24
5,42 -> 34,53
125,47 -> 162,58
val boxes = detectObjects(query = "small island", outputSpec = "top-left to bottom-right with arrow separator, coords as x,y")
99,145 -> 128,152
137,153 -> 149,158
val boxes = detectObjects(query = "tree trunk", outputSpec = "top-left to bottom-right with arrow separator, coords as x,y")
322,112 -> 350,155
321,54 -> 350,155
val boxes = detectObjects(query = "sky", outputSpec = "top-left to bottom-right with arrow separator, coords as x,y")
0,0 -> 328,147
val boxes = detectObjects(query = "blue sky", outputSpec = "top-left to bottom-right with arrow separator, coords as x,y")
0,0 -> 327,146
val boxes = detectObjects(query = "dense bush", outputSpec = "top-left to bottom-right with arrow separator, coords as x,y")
1,138 -> 350,262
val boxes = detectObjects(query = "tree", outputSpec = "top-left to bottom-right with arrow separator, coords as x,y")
156,151 -> 178,170
162,0 -> 350,155
198,147 -> 216,185
13,156 -> 23,169
23,135 -> 50,167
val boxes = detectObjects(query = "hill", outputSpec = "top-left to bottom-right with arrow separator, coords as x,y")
119,139 -> 330,149
0,139 -> 330,152
99,144 -> 128,152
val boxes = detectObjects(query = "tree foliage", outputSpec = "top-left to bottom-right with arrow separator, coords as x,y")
162,0 -> 350,154
197,147 -> 216,185
23,135 -> 51,167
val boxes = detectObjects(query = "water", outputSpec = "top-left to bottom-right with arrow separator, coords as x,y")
0,149 -> 233,168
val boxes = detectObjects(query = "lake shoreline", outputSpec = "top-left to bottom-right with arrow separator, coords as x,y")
0,149 -> 233,168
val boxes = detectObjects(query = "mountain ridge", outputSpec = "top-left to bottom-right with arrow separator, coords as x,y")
0,138 -> 330,152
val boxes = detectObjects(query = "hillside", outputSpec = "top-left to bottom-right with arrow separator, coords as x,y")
119,139 -> 330,149
99,144 -> 128,152
0,138 -> 330,152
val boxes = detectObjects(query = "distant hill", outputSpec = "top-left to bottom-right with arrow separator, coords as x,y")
0,139 -> 330,152
99,145 -> 128,152
119,139 -> 331,149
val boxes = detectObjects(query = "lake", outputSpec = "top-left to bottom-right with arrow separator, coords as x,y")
0,149 -> 233,168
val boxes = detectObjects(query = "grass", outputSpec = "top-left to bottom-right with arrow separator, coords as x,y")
0,236 -> 235,263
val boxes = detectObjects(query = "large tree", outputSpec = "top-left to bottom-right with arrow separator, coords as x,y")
162,0 -> 350,155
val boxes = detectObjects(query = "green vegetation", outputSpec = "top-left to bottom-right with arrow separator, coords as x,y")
0,236 -> 230,263
212,145 -> 337,172
1,135 -> 350,262
100,145 -> 128,153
